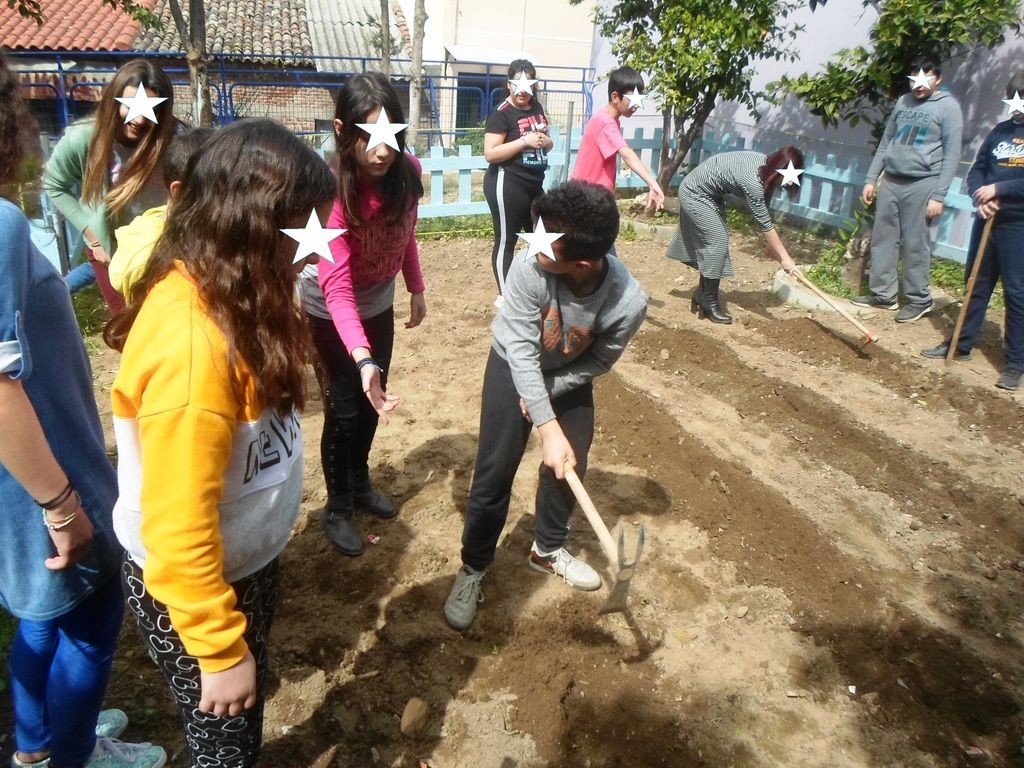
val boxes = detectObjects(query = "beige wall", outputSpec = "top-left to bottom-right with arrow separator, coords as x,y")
440,0 -> 595,69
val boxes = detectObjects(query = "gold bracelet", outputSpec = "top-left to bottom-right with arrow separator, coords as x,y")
43,509 -> 78,531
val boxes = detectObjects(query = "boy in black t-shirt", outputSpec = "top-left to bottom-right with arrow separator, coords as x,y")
483,58 -> 552,298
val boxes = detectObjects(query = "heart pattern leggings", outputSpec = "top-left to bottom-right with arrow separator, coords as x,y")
121,556 -> 279,768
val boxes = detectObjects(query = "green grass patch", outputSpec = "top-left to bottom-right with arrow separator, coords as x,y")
620,221 -> 637,242
72,285 -> 109,338
804,241 -> 853,298
417,214 -> 493,241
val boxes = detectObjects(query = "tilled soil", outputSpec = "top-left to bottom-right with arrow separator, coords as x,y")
3,230 -> 1022,768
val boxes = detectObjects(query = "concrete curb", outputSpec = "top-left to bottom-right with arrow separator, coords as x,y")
772,268 -> 881,318
620,218 -> 678,243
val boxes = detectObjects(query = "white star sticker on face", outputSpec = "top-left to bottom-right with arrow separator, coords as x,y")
1003,91 -> 1024,115
280,210 -> 346,264
115,85 -> 168,124
622,89 -> 647,110
355,110 -> 408,152
776,160 -> 804,187
907,69 -> 934,90
508,73 -> 539,96
518,217 -> 564,260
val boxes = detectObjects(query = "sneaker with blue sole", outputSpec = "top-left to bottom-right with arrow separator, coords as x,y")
11,710 -> 132,767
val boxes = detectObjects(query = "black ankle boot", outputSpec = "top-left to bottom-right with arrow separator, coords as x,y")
698,277 -> 733,324
352,471 -> 397,519
691,276 -> 704,315
323,493 -> 364,556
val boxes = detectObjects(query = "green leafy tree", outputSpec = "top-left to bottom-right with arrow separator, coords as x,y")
573,0 -> 803,191
776,0 -> 1023,132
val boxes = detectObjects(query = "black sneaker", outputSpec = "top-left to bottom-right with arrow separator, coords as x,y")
920,341 -> 971,361
895,301 -> 933,323
851,294 -> 898,310
996,368 -> 1022,391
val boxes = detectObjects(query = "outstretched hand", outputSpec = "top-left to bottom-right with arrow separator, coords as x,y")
360,366 -> 401,424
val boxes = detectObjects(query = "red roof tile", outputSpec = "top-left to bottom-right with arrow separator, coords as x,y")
0,0 -> 159,52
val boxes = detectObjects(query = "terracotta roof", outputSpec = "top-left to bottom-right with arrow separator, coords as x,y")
136,0 -> 314,65
0,0 -> 158,51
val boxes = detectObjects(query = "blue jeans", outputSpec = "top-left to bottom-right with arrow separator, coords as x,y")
64,261 -> 96,294
10,576 -> 124,766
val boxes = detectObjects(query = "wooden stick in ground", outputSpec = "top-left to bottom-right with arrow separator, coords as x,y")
947,216 -> 995,366
792,269 -> 879,345
563,464 -> 618,565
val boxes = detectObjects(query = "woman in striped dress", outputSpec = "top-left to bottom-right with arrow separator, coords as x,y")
667,147 -> 803,324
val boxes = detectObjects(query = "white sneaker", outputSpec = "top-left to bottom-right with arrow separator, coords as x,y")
85,737 -> 167,768
528,544 -> 602,591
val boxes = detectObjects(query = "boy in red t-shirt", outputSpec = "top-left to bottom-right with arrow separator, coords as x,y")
571,66 -> 665,210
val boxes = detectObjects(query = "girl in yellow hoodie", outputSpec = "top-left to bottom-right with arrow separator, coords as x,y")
104,119 -> 336,767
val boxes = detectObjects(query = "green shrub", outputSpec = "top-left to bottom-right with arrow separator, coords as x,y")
804,241 -> 853,297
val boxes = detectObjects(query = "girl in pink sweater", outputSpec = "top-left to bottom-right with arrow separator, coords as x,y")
299,72 -> 425,556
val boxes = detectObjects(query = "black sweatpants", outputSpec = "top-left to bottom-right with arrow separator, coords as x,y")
484,165 -> 544,294
461,349 -> 595,571
122,557 -> 279,768
308,308 -> 394,509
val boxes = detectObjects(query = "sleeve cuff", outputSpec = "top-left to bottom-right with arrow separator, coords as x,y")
195,636 -> 249,674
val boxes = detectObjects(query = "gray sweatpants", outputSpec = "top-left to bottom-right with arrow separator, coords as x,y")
868,174 -> 936,306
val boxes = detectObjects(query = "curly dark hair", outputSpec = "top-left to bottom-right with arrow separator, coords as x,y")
531,181 -> 619,261
0,49 -> 39,190
105,118 -> 337,415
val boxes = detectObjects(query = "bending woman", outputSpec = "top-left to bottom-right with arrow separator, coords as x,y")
667,147 -> 802,324
43,59 -> 176,313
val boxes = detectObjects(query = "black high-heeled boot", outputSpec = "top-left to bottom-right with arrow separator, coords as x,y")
690,276 -> 704,315
698,277 -> 733,324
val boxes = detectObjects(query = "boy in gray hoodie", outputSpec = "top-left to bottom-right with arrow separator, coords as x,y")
444,181 -> 648,632
853,57 -> 963,323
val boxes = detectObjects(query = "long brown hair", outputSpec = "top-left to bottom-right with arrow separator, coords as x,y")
334,72 -> 423,228
0,49 -> 39,191
758,145 -> 805,202
82,59 -> 175,218
105,118 -> 336,415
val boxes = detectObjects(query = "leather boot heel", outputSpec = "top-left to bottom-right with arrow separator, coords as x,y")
700,277 -> 733,324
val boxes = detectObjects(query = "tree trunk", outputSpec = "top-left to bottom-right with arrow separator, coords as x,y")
187,49 -> 214,127
655,94 -> 717,192
379,0 -> 391,76
406,0 -> 426,150
188,0 -> 213,126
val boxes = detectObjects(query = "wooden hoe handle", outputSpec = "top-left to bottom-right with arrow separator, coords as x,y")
563,464 -> 619,564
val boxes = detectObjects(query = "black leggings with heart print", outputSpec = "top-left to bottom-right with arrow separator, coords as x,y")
122,556 -> 279,768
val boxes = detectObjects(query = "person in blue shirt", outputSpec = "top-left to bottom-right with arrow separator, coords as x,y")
0,51 -> 166,768
921,72 -> 1024,392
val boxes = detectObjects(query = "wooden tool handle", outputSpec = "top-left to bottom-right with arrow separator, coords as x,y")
947,216 -> 995,366
563,464 -> 619,563
793,269 -> 877,341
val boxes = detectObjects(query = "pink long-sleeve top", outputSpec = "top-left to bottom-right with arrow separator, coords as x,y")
307,154 -> 425,352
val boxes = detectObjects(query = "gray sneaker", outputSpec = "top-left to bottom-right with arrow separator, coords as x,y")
920,341 -> 971,361
996,368 -> 1022,391
851,294 -> 898,310
528,545 -> 602,591
895,301 -> 933,323
444,565 -> 485,630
